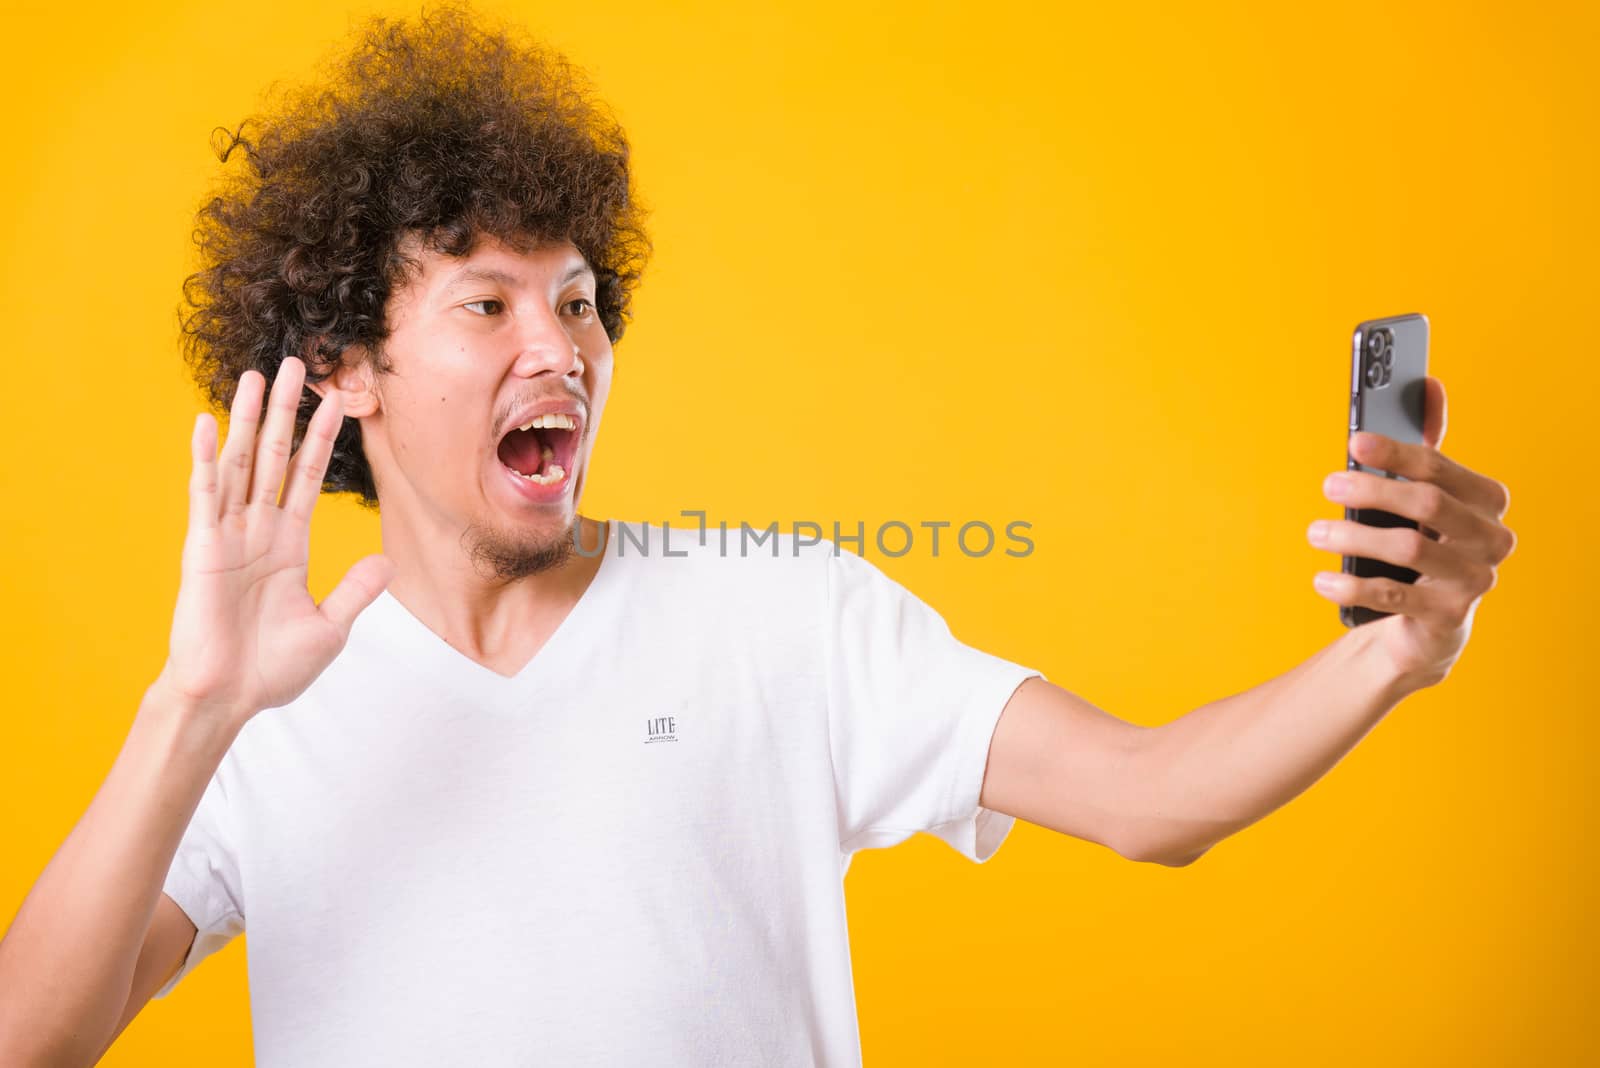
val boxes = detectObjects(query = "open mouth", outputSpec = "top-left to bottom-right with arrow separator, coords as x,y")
496,412 -> 582,487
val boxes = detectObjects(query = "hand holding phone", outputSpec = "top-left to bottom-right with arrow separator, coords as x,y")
1340,313 -> 1429,627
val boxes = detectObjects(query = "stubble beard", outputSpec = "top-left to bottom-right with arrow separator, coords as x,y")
462,515 -> 575,581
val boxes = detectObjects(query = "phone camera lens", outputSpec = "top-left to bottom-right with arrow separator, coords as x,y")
1365,329 -> 1391,361
1363,328 -> 1394,388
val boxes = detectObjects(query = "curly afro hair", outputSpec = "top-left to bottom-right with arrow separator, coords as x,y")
179,3 -> 652,507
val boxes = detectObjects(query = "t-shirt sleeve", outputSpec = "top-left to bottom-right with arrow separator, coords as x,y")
823,546 -> 1043,864
152,766 -> 245,999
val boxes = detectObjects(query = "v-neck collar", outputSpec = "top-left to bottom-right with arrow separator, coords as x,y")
367,518 -> 621,689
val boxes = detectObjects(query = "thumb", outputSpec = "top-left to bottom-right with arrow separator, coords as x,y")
318,553 -> 396,638
1422,375 -> 1448,449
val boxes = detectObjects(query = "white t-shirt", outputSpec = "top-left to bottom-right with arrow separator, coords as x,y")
156,519 -> 1041,1066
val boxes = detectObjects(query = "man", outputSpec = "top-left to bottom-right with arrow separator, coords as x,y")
0,7 -> 1516,1067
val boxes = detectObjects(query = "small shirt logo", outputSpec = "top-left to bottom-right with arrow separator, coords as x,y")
644,715 -> 678,744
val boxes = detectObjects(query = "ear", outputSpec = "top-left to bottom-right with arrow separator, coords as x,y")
303,339 -> 380,418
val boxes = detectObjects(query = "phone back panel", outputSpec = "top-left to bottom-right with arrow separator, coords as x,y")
1342,313 -> 1429,627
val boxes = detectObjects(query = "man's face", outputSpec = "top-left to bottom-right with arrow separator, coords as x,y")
353,232 -> 613,579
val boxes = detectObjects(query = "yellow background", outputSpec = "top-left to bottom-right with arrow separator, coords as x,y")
1,0 -> 1592,1064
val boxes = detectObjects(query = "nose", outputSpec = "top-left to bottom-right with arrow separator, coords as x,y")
509,306 -> 585,380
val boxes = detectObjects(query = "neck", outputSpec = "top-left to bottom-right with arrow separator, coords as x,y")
378,511 -> 609,667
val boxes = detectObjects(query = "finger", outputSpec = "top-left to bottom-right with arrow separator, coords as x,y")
317,554 -> 396,639
187,412 -> 220,537
1323,469 -> 1502,556
250,357 -> 307,506
1308,517 -> 1452,581
1311,570 -> 1460,629
1347,431 -> 1511,521
217,370 -> 266,519
1422,376 -> 1447,449
281,387 -> 344,526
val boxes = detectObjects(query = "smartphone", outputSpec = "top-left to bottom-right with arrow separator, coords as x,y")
1341,313 -> 1429,627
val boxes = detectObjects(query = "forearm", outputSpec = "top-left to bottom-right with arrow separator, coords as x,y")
1126,624 -> 1421,865
0,678 -> 240,1067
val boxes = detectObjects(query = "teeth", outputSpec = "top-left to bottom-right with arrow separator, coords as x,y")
515,413 -> 577,432
518,463 -> 566,486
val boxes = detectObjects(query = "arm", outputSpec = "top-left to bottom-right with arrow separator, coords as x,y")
91,894 -> 201,1063
1127,625 -> 1426,865
980,376 -> 1514,867
980,624 -> 1416,868
0,358 -> 391,1066
0,680 -> 237,1066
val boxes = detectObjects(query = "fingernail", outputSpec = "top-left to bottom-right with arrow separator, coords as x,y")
1323,474 -> 1352,500
1314,572 -> 1339,593
1307,520 -> 1330,546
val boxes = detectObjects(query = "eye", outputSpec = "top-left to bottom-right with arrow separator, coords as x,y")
565,298 -> 595,317
463,299 -> 504,316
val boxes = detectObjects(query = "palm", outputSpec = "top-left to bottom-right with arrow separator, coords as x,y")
163,357 -> 392,724
1370,605 -> 1470,687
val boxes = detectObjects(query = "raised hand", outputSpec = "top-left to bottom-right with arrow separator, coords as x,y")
157,356 -> 395,727
1308,376 -> 1517,687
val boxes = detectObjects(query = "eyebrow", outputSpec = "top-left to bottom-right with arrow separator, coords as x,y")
442,261 -> 596,291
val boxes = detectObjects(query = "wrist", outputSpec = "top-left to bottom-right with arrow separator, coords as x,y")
1340,622 -> 1439,703
145,664 -> 252,745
